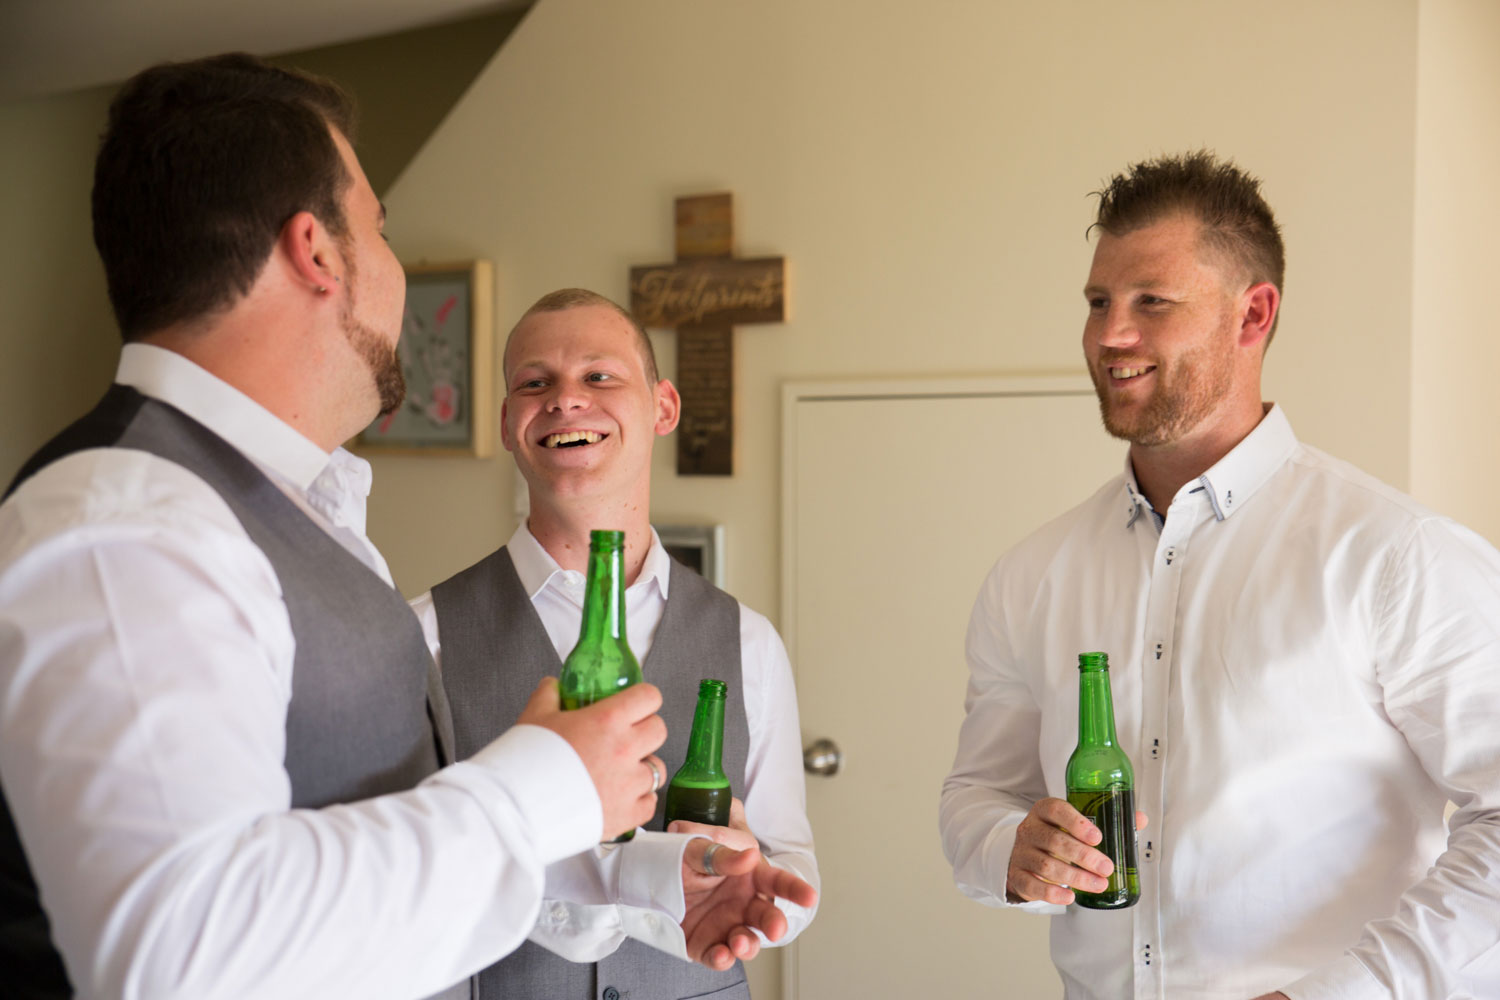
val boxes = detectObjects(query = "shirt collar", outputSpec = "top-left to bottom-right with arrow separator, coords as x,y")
1121,404 -> 1299,527
508,521 -> 671,602
116,343 -> 332,490
306,447 -> 376,535
1122,461 -> 1155,530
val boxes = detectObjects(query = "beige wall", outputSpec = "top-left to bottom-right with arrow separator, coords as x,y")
0,87 -> 119,480
1411,0 -> 1500,544
377,0 -> 1421,597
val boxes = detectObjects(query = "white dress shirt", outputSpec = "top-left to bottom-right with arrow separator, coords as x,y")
411,523 -> 820,960
940,405 -> 1500,1000
0,344 -> 631,1000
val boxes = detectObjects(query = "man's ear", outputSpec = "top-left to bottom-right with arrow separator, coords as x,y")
654,379 -> 682,436
280,210 -> 340,294
1238,282 -> 1279,351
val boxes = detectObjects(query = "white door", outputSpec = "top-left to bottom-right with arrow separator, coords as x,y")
781,376 -> 1123,999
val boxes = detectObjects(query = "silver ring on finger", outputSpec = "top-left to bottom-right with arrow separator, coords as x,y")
702,840 -> 722,877
646,758 -> 663,794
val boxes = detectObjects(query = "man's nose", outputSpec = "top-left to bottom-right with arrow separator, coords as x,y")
546,381 -> 588,411
1093,306 -> 1141,349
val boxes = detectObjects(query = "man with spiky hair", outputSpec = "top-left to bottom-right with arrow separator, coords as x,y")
0,54 -> 811,1000
941,151 -> 1500,999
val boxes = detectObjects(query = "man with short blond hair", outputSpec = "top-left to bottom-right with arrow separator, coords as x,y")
415,288 -> 819,999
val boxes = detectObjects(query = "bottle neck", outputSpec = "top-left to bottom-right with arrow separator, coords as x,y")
681,693 -> 727,778
1077,667 -> 1119,748
578,541 -> 629,647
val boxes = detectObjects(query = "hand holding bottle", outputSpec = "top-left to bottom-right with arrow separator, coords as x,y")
1005,797 -> 1148,906
518,677 -> 667,841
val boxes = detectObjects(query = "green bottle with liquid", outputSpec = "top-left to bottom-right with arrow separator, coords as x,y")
1064,651 -> 1140,910
663,679 -> 733,828
559,529 -> 643,841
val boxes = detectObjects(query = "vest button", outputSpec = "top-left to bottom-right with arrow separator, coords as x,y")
604,988 -> 621,1000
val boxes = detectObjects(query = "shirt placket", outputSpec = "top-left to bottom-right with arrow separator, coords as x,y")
1132,495 -> 1206,1000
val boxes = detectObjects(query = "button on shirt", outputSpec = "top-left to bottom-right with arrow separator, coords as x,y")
940,406 -> 1500,1000
0,344 -> 612,1000
412,523 -> 820,960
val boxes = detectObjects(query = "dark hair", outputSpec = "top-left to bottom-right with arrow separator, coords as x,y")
92,53 -> 357,340
508,288 -> 660,384
1091,150 -> 1285,338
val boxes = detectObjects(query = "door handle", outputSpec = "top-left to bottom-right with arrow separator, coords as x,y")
803,738 -> 843,776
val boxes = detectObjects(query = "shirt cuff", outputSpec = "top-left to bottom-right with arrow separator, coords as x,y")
1281,954 -> 1383,1000
447,723 -> 603,865
615,830 -> 692,922
955,819 -> 1064,914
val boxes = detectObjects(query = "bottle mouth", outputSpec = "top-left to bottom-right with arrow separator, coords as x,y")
698,678 -> 728,698
1077,651 -> 1110,670
589,529 -> 626,550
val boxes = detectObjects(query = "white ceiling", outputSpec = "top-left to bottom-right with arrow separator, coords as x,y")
0,0 -> 531,101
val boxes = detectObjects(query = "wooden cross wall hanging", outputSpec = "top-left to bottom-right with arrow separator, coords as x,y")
629,193 -> 785,476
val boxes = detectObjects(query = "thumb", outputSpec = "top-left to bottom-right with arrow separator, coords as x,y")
689,839 -> 760,877
525,676 -> 562,716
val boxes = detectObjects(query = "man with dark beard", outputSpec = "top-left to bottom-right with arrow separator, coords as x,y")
940,152 -> 1500,999
0,54 -> 811,1000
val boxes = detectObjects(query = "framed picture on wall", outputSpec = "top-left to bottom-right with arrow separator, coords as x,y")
655,523 -> 726,589
356,259 -> 494,456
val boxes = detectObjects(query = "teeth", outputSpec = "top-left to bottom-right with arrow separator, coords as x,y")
1111,366 -> 1152,380
543,431 -> 604,448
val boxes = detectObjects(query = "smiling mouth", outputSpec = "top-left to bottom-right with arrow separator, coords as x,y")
1109,365 -> 1156,381
542,431 -> 606,449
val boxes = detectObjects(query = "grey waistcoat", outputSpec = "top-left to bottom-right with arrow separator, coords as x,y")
0,385 -> 453,998
432,545 -> 752,1000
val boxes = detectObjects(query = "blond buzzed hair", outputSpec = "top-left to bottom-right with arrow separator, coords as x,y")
504,288 -> 660,384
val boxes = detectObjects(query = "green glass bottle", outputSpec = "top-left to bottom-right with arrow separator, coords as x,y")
663,679 -> 733,828
1064,651 -> 1140,910
559,529 -> 643,842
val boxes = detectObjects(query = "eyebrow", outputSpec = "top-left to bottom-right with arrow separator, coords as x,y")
507,352 -> 629,377
1083,278 -> 1169,296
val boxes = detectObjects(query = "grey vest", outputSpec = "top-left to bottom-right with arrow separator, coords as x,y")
433,546 -> 752,1000
0,385 -> 452,998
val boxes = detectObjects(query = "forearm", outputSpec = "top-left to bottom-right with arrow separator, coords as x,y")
938,781 -> 1050,909
1282,815 -> 1500,1000
3,726 -> 600,1000
0,534 -> 600,998
943,576 -> 1058,910
740,609 -> 820,944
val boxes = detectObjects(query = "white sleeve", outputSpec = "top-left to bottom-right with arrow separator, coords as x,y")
526,832 -> 698,962
938,559 -> 1062,916
738,606 -> 820,944
1284,518 -> 1500,999
0,454 -> 602,1000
